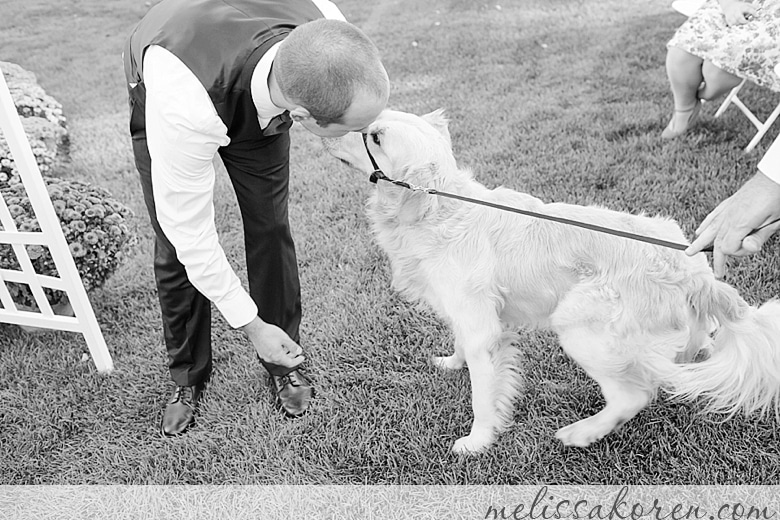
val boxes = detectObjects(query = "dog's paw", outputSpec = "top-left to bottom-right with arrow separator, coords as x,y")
451,432 -> 493,455
432,355 -> 465,371
555,417 -> 612,447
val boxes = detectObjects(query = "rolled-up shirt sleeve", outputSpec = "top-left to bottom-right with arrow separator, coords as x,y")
144,45 -> 258,328
758,135 -> 780,185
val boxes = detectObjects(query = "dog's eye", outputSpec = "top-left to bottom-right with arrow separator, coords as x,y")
371,132 -> 381,146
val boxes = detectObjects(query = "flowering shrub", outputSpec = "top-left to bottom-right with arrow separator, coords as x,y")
1,61 -> 67,129
0,117 -> 66,183
0,177 -> 135,308
0,62 -> 132,311
1,61 -> 69,188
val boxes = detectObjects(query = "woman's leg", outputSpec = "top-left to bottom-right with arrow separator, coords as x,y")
666,46 -> 704,110
699,60 -> 743,100
663,46 -> 705,138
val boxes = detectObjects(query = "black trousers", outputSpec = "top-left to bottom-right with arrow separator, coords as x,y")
128,83 -> 302,386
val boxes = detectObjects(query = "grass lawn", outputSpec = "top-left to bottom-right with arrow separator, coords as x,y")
1,0 -> 779,485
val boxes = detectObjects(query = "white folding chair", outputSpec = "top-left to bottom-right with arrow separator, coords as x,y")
671,0 -> 780,152
714,78 -> 780,152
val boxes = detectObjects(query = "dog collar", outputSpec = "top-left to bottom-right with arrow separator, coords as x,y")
362,133 -> 387,184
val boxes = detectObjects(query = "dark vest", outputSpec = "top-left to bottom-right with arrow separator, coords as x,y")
125,0 -> 325,143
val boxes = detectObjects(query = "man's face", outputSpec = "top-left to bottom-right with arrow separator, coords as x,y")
297,89 -> 388,138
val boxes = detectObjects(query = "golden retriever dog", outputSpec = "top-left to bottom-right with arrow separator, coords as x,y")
322,109 -> 780,454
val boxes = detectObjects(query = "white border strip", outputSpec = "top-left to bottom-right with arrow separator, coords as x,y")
1,486 -> 779,520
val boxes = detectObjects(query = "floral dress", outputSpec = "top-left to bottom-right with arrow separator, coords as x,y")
668,0 -> 780,91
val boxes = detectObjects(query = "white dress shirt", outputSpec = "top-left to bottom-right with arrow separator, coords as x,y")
758,135 -> 780,184
143,0 -> 345,329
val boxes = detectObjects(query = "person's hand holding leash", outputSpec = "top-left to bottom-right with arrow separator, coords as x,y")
686,172 -> 780,278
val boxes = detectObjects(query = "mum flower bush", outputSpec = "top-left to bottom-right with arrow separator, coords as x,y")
0,117 -> 65,183
0,177 -> 135,309
1,61 -> 67,129
0,61 -> 133,312
1,61 -> 69,186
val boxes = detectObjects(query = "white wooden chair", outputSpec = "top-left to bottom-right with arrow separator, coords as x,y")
671,0 -> 780,152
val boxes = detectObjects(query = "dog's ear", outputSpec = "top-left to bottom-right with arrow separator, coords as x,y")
421,109 -> 451,147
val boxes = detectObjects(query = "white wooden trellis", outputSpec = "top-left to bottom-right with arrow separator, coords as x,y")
0,64 -> 113,373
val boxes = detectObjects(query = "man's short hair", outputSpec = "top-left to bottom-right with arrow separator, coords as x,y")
275,19 -> 388,126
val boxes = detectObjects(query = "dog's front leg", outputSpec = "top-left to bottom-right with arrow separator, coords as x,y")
453,348 -> 497,454
449,321 -> 504,455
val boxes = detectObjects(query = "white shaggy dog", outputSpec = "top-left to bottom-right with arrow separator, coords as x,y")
323,109 -> 780,454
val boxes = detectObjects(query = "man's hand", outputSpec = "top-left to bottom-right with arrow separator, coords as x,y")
241,316 -> 305,368
720,0 -> 758,25
686,172 -> 780,278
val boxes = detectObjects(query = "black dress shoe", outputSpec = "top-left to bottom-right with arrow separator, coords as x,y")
160,382 -> 205,437
257,355 -> 315,417
271,369 -> 314,417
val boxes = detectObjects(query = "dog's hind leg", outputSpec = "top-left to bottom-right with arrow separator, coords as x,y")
432,336 -> 466,371
554,328 -> 654,447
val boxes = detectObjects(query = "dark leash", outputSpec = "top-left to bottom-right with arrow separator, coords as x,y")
361,133 -> 775,254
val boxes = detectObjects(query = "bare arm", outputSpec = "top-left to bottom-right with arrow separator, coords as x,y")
686,172 -> 780,277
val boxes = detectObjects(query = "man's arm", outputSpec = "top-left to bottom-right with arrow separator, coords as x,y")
144,45 -> 259,328
686,136 -> 780,277
144,46 -> 304,369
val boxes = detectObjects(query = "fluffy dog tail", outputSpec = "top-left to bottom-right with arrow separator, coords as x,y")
670,280 -> 780,418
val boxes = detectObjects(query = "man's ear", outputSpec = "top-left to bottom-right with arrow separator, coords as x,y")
421,108 -> 451,147
289,107 -> 312,122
